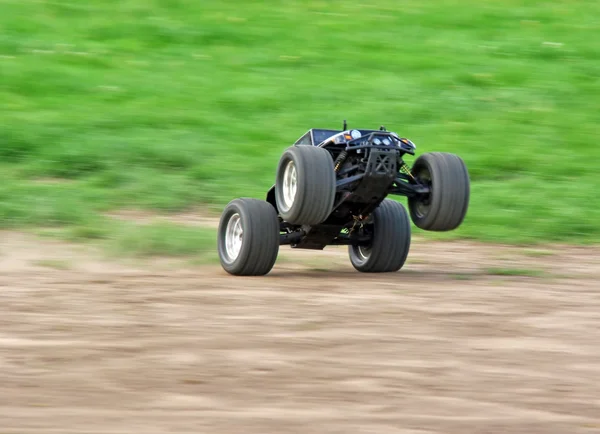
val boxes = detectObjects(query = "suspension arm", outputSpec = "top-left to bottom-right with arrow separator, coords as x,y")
389,178 -> 430,197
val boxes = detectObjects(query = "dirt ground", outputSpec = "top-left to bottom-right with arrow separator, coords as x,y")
1,231 -> 600,434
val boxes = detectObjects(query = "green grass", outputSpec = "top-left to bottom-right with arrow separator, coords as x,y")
451,273 -> 476,281
522,248 -> 555,257
485,267 -> 547,278
108,222 -> 215,258
31,258 -> 72,270
35,220 -> 218,260
106,222 -> 216,257
2,0 -> 600,246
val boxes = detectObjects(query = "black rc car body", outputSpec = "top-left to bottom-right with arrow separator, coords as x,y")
218,121 -> 470,276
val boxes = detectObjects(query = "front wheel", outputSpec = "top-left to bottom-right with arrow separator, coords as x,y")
275,145 -> 336,225
218,198 -> 280,276
348,199 -> 411,273
408,152 -> 470,231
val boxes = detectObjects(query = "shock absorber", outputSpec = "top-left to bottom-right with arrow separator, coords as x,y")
334,150 -> 348,173
399,158 -> 416,181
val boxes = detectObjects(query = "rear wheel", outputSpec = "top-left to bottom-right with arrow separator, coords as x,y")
275,145 -> 336,225
348,199 -> 411,273
408,152 -> 470,231
218,198 -> 279,276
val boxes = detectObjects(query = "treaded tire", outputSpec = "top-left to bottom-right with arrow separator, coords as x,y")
408,152 -> 470,231
348,199 -> 411,273
275,145 -> 336,225
218,198 -> 279,276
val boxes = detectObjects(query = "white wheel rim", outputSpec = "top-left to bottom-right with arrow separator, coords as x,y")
224,213 -> 243,262
356,245 -> 371,263
281,160 -> 297,212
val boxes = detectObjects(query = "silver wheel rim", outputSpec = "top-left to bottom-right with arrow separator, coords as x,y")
358,246 -> 371,260
224,213 -> 243,263
352,245 -> 371,265
280,160 -> 297,213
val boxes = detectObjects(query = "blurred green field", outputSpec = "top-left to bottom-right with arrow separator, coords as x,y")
2,0 -> 600,248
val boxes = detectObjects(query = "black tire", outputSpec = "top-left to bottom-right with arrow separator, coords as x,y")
348,199 -> 411,273
408,152 -> 470,231
275,145 -> 336,225
218,198 -> 280,276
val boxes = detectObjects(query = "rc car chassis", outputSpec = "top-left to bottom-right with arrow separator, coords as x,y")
218,121 -> 470,276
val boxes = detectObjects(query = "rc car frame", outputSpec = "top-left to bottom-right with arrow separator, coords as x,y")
218,121 -> 470,275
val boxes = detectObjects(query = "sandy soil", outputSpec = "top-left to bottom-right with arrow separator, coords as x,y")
1,231 -> 600,434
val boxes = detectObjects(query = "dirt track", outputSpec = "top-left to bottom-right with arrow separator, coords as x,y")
1,232 -> 600,433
